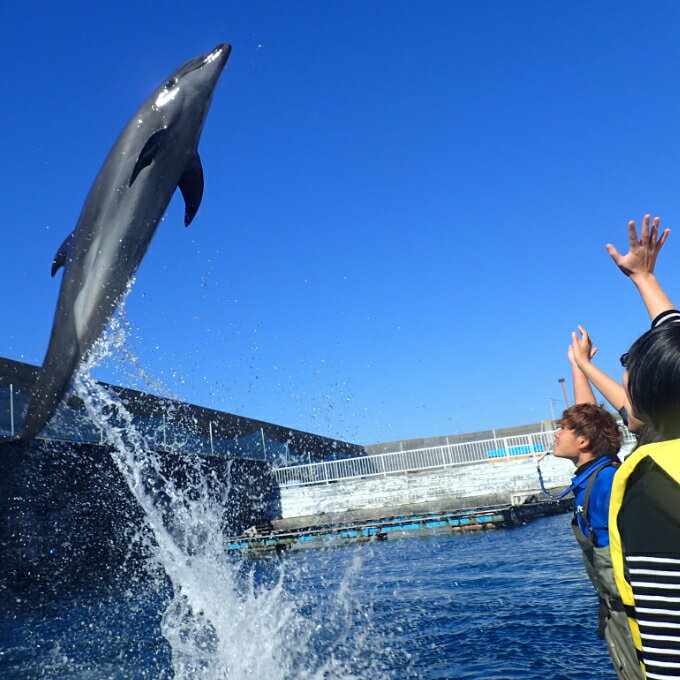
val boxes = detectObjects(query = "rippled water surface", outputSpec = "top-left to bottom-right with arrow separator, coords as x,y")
3,514 -> 614,680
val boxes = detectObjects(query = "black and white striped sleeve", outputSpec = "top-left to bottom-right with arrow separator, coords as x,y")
652,310 -> 680,328
627,555 -> 680,679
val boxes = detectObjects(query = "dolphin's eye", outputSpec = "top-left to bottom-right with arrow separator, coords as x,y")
156,77 -> 180,107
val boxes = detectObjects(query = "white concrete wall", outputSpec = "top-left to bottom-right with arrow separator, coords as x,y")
273,454 -> 574,528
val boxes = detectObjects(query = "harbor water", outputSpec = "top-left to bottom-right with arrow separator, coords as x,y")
3,515 -> 615,680
2,329 -> 614,679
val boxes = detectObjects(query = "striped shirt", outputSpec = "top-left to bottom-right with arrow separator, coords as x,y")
627,555 -> 680,679
620,455 -> 680,679
652,309 -> 680,327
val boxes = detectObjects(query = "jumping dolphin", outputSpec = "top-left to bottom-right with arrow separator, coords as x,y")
18,43 -> 231,442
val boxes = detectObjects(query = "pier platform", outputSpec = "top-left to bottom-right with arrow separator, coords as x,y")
226,498 -> 572,554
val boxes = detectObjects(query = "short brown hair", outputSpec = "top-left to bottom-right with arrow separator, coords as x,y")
559,403 -> 622,458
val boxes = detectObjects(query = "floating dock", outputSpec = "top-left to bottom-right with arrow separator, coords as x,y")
226,499 -> 571,554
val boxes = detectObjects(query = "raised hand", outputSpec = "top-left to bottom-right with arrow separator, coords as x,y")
570,325 -> 598,368
605,214 -> 670,279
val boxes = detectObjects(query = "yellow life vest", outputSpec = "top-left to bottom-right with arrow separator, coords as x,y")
609,439 -> 680,678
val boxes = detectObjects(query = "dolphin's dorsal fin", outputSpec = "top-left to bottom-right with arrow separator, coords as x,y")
129,128 -> 170,187
51,231 -> 75,277
178,153 -> 204,226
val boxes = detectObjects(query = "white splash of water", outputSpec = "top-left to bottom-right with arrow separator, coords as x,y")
71,306 -> 386,680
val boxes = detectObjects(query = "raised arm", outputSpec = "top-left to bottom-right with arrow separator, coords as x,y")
605,214 -> 673,320
568,343 -> 597,405
570,326 -> 645,433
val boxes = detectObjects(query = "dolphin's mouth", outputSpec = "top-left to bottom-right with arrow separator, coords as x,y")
204,44 -> 230,65
175,44 -> 230,81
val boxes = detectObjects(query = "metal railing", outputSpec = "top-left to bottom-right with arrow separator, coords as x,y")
274,428 -> 638,487
0,383 -> 288,462
1,381 -> 638,483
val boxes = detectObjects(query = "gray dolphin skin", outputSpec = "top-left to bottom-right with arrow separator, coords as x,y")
18,43 -> 231,442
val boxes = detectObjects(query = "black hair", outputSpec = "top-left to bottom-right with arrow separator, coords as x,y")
627,322 -> 680,441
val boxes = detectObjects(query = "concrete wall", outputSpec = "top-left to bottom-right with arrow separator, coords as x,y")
272,454 -> 573,530
0,439 -> 275,599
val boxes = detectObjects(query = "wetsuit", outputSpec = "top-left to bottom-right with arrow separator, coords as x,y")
571,459 -> 645,680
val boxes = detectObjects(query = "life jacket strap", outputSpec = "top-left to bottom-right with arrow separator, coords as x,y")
573,459 -> 619,542
538,455 -> 613,499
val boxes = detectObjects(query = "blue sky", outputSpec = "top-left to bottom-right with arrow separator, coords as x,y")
2,1 -> 680,445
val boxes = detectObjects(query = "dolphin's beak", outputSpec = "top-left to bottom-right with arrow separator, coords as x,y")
205,44 -> 231,67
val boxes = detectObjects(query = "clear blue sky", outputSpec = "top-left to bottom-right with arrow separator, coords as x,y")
2,1 -> 680,446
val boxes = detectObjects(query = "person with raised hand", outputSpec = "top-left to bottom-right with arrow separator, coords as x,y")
605,214 -> 680,680
555,343 -> 643,680
609,321 -> 680,680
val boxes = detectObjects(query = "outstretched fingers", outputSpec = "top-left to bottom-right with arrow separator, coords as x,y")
640,214 -> 651,243
605,242 -> 622,264
628,218 -> 640,250
609,214 -> 669,276
656,227 -> 671,255
650,216 -> 659,242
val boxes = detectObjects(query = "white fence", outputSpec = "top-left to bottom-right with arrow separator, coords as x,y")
274,428 -> 637,488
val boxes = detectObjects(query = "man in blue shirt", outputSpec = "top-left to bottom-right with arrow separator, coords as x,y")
551,403 -> 642,680
553,406 -> 620,547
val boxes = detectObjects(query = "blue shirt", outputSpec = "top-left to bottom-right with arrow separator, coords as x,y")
571,460 -> 617,547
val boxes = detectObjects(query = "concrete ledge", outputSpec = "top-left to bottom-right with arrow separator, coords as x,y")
271,455 -> 573,530
271,492 -> 531,531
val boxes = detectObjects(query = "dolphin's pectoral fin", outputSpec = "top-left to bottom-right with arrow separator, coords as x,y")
51,231 -> 75,277
178,153 -> 204,227
129,128 -> 170,186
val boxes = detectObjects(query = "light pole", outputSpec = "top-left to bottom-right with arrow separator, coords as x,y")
558,378 -> 569,408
